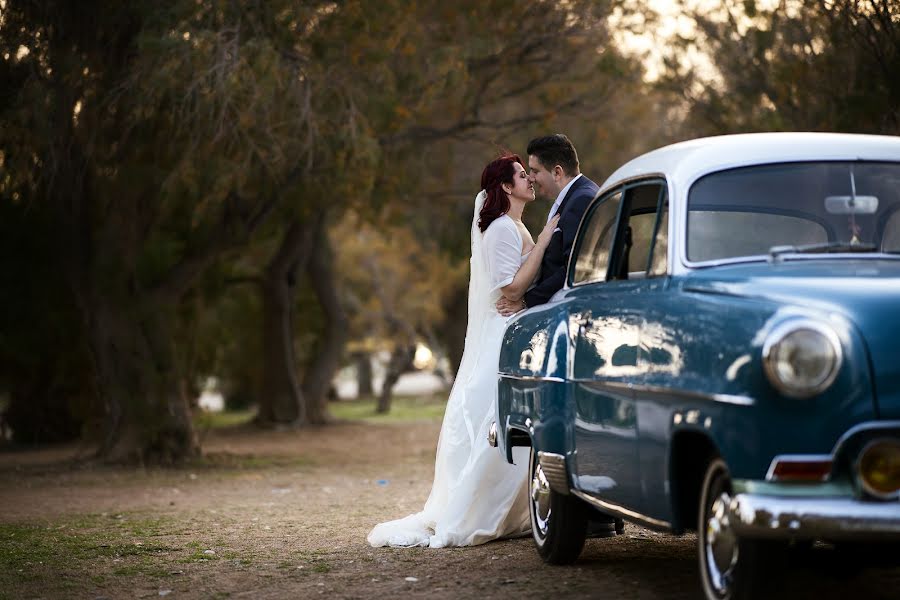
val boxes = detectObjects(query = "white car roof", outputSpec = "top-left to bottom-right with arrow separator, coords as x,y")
599,132 -> 900,194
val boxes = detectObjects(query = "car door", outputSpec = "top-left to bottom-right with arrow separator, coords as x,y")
567,180 -> 669,515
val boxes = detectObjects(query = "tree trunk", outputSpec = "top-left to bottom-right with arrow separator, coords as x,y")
376,344 -> 416,414
302,221 -> 348,424
353,351 -> 374,397
256,219 -> 314,427
46,97 -> 196,463
85,297 -> 199,464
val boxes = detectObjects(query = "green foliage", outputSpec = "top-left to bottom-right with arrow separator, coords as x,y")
190,395 -> 447,428
330,395 -> 447,423
0,0 -> 658,445
657,0 -> 900,135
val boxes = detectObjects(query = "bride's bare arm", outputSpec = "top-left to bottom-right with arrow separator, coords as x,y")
500,215 -> 560,302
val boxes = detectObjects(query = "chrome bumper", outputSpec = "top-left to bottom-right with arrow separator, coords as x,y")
729,494 -> 900,541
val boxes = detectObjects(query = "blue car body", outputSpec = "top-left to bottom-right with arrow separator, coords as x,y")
494,133 -> 900,542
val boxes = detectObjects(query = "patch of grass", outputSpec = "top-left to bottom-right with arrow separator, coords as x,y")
189,393 -> 446,433
127,517 -> 169,538
0,513 -> 190,596
180,540 -> 222,563
330,394 -> 446,423
92,542 -> 178,557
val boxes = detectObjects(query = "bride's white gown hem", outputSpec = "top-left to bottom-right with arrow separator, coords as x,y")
366,199 -> 531,549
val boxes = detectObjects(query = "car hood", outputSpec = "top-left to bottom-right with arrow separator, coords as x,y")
683,260 -> 900,419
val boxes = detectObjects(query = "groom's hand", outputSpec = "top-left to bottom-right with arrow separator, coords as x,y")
496,297 -> 526,316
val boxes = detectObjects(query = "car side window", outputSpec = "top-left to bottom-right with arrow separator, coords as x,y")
648,193 -> 668,277
609,182 -> 668,280
571,190 -> 623,285
880,208 -> 900,252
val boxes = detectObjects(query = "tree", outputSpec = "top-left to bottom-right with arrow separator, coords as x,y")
0,0 -> 351,461
335,212 -> 466,412
249,0 -> 648,419
0,0 -> 654,454
656,0 -> 900,135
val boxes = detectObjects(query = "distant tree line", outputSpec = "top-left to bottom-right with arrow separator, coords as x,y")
1,0 -> 895,463
0,0 -> 650,462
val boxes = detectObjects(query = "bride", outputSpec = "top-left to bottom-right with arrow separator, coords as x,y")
367,153 -> 560,548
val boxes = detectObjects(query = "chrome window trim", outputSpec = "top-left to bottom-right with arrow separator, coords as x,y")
564,175 -> 671,290
594,172 -> 669,198
566,187 -> 625,289
683,252 -> 900,271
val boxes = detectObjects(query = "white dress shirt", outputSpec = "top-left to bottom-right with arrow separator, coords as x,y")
546,173 -> 583,223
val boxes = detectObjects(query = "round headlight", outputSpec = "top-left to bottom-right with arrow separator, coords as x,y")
857,439 -> 900,500
762,320 -> 842,398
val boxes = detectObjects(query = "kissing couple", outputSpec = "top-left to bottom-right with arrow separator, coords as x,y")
368,134 -> 605,548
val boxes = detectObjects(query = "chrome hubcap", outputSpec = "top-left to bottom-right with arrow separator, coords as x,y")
531,462 -> 551,537
705,492 -> 738,593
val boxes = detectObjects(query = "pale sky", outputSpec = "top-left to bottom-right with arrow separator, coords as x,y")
610,0 -> 781,81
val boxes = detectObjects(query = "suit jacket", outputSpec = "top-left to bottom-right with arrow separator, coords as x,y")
524,175 -> 599,307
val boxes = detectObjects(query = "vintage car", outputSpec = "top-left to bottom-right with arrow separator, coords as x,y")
490,132 -> 900,599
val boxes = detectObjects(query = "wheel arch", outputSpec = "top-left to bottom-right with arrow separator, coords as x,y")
505,424 -> 533,464
669,429 -> 720,534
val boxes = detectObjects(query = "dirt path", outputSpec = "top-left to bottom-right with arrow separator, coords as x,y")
1,420 -> 898,599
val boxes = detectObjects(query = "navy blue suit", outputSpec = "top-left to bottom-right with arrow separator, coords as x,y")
524,175 -> 599,307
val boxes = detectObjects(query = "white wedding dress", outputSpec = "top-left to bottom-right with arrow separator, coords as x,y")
367,192 -> 532,548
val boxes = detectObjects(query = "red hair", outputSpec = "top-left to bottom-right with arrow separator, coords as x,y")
478,153 -> 523,233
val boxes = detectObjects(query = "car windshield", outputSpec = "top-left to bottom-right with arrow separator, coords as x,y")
687,161 -> 900,263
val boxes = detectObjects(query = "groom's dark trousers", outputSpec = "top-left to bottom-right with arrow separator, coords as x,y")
523,175 -> 599,307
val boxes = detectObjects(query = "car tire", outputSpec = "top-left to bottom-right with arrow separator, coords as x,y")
698,457 -> 784,600
528,447 -> 589,564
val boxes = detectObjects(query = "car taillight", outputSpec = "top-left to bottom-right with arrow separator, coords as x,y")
769,458 -> 833,482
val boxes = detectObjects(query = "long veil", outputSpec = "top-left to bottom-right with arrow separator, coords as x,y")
457,190 -> 490,381
368,190 -> 529,548
419,190 -> 490,514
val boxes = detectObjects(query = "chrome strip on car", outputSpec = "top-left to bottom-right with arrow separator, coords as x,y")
537,451 -> 570,496
571,490 -> 671,530
572,379 -> 755,407
499,373 -> 566,383
763,422 -> 900,482
728,493 -> 900,541
831,420 -> 900,460
684,252 -> 900,271
595,172 -> 669,198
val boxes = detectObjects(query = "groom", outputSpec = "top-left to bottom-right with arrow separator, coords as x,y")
497,134 -> 599,316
